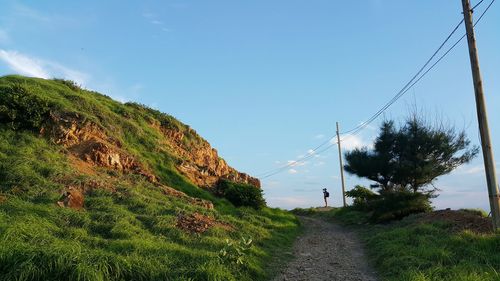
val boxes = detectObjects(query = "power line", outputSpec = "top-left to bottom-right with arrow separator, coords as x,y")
256,0 -> 495,179
254,134 -> 337,177
341,0 -> 494,138
260,141 -> 338,179
340,19 -> 465,136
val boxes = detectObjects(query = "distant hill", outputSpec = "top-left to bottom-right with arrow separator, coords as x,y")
0,75 -> 298,280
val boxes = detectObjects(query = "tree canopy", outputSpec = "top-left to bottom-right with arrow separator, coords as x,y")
344,117 -> 478,194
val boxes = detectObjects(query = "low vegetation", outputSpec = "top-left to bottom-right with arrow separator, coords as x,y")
0,75 -> 300,281
294,207 -> 500,281
215,180 -> 266,210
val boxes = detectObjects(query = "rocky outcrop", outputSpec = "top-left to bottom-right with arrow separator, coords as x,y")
40,111 -> 259,197
156,122 -> 260,188
42,112 -> 157,182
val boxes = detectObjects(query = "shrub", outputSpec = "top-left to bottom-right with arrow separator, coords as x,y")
52,79 -> 81,91
369,191 -> 433,223
345,185 -> 378,210
216,180 -> 266,209
0,83 -> 51,130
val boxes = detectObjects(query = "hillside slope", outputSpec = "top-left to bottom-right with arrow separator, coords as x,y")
0,75 -> 299,281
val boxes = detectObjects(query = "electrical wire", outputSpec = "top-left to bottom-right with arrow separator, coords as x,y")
256,0 -> 495,179
341,0 -> 494,138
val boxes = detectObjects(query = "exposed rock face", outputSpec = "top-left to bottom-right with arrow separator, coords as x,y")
57,186 -> 84,210
41,111 -> 259,197
42,112 -> 157,182
157,123 -> 260,188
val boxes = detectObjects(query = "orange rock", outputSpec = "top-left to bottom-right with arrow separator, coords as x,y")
57,187 -> 84,210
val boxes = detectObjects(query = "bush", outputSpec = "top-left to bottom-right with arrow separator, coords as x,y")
345,185 -> 433,223
216,180 -> 266,209
52,79 -> 82,91
0,83 -> 51,130
345,185 -> 378,210
369,191 -> 432,223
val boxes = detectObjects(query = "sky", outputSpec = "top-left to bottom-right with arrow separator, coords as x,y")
1,0 -> 499,211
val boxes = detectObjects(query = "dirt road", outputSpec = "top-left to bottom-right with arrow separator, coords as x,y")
273,216 -> 378,281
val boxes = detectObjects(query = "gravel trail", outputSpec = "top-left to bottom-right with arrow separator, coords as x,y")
273,216 -> 378,281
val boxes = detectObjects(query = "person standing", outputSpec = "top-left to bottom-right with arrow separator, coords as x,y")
322,188 -> 330,207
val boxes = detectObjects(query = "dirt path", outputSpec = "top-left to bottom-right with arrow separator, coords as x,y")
273,216 -> 378,281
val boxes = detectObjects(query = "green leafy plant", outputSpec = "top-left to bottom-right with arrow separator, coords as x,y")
0,83 -> 51,130
345,185 -> 377,210
216,179 -> 266,209
218,237 -> 253,266
368,191 -> 433,222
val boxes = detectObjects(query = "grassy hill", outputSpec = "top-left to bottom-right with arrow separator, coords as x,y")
0,75 -> 300,281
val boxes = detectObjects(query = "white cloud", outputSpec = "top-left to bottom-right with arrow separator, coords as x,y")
335,134 -> 372,151
463,166 -> 484,175
142,12 -> 171,32
0,50 -> 50,78
307,149 -> 315,155
287,160 -> 306,167
314,134 -> 325,139
288,169 -> 298,174
13,3 -> 51,22
453,165 -> 485,176
0,49 -> 88,85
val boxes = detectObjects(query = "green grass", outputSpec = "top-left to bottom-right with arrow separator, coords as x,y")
0,75 -> 301,281
364,222 -> 500,281
304,207 -> 500,281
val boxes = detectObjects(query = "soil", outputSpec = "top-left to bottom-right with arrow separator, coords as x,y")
175,212 -> 233,234
274,216 -> 378,281
412,209 -> 493,234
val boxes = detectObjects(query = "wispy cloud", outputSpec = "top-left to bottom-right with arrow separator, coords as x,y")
0,49 -> 89,85
288,169 -> 298,174
287,160 -> 306,167
314,134 -> 325,139
142,12 -> 171,32
13,3 -> 51,22
452,165 -> 485,176
0,49 -> 50,78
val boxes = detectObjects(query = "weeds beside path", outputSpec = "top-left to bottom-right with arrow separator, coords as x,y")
274,216 -> 378,281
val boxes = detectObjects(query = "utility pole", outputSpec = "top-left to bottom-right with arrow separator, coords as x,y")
336,122 -> 347,207
461,0 -> 500,230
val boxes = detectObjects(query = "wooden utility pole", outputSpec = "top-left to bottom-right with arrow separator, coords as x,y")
336,122 -> 347,207
461,0 -> 500,230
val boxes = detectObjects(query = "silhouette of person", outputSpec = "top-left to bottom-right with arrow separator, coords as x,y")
323,188 -> 330,207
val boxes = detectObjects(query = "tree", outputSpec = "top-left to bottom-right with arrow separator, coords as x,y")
344,116 -> 478,195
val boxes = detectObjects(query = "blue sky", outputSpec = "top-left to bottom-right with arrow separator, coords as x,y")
1,0 -> 499,211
